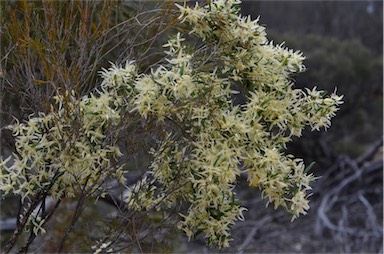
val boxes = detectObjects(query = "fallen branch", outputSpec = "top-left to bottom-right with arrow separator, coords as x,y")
315,137 -> 383,243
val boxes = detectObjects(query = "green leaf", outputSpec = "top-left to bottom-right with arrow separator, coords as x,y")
194,228 -> 204,239
213,152 -> 223,167
260,98 -> 273,107
270,172 -> 279,179
304,161 -> 316,174
281,54 -> 290,66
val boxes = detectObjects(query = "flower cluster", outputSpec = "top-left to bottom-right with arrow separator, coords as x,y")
0,0 -> 343,249
125,0 -> 342,248
0,65 -> 136,203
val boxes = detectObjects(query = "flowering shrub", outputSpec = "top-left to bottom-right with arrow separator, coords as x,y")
1,0 -> 343,250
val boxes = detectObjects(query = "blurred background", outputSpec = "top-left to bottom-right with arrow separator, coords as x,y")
1,0 -> 382,253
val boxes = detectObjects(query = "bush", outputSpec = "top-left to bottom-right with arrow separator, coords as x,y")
0,0 -> 342,252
